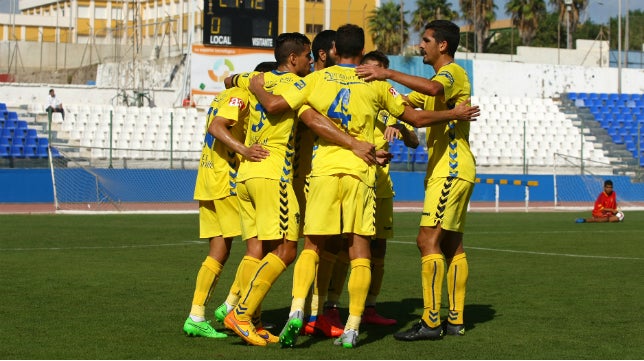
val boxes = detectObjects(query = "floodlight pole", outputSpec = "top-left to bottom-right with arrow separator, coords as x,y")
617,0 -> 622,94
564,0 -> 572,50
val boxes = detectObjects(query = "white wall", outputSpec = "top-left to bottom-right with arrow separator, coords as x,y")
473,60 -> 644,98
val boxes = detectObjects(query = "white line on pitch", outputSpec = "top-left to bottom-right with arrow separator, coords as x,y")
0,240 -> 206,252
387,240 -> 643,260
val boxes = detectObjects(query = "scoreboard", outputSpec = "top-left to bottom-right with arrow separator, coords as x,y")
203,0 -> 278,48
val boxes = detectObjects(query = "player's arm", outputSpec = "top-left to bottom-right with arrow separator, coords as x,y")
384,124 -> 419,149
299,108 -> 377,165
356,64 -> 444,96
398,99 -> 479,128
208,117 -> 269,162
248,73 -> 292,114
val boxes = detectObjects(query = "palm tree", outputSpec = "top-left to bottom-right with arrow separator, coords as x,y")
459,0 -> 496,53
411,0 -> 459,33
367,1 -> 409,55
505,0 -> 547,46
550,0 -> 588,35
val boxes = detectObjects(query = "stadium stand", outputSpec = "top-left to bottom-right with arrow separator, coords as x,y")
0,101 -> 58,161
566,92 -> 644,167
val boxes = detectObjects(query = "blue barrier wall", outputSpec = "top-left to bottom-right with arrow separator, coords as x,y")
2,169 -> 643,203
0,169 -> 54,202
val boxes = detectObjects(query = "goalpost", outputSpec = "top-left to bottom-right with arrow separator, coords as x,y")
553,153 -> 644,210
48,143 -> 200,214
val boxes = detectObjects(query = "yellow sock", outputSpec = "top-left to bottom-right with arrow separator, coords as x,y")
347,258 -> 371,328
327,250 -> 349,307
446,253 -> 468,325
421,254 -> 445,328
235,253 -> 286,322
227,255 -> 261,306
190,256 -> 223,318
292,249 -> 319,299
312,251 -> 337,316
366,256 -> 385,306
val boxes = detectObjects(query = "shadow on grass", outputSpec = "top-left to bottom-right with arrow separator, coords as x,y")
252,301 -> 495,347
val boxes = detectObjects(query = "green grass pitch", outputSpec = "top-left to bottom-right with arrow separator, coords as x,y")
1,211 -> 642,359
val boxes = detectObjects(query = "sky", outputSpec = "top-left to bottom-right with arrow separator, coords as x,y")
0,0 -> 642,25
403,0 -> 644,26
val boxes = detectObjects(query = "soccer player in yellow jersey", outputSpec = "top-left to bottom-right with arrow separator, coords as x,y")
357,20 -> 477,340
210,63 -> 278,329
363,50 -> 420,326
183,83 -> 269,339
312,50 -> 422,332
221,32 -> 314,347
249,24 -> 479,348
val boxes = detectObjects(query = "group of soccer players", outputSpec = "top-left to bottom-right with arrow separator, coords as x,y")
183,20 -> 480,349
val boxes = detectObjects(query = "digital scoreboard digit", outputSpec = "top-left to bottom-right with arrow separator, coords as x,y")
203,0 -> 278,48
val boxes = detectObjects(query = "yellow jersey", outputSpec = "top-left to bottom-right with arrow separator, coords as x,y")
193,87 -> 249,200
282,64 -> 407,186
233,70 -> 304,183
406,62 -> 476,183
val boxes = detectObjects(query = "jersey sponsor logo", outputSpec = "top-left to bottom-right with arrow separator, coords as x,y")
228,97 -> 245,108
293,79 -> 306,90
388,87 -> 399,97
437,70 -> 455,86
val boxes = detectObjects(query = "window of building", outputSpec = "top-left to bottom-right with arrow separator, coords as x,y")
305,23 -> 323,34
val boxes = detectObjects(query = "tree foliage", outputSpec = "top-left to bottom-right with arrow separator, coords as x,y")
368,1 -> 410,55
505,0 -> 547,46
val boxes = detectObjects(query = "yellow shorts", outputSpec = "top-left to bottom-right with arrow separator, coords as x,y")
375,197 -> 394,239
292,174 -> 310,238
304,175 -> 375,237
420,177 -> 474,233
198,196 -> 242,239
237,178 -> 300,242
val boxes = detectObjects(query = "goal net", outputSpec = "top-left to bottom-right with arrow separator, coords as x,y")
553,153 -> 644,210
48,143 -> 200,213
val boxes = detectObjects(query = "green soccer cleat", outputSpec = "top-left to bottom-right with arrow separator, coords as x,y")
333,329 -> 359,348
183,318 -> 228,338
279,310 -> 303,348
214,303 -> 229,323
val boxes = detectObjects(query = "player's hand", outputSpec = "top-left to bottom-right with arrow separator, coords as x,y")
248,73 -> 266,95
243,143 -> 269,162
383,125 -> 403,143
355,64 -> 389,82
452,98 -> 480,121
376,149 -> 392,166
351,140 -> 377,165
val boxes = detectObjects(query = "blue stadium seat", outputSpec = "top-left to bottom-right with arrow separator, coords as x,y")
12,132 -> 25,145
0,144 -> 9,158
23,145 -> 38,158
36,144 -> 49,158
6,112 -> 18,121
414,148 -> 429,164
0,135 -> 10,147
38,138 -> 49,147
26,128 -> 37,138
3,119 -> 16,130
10,144 -> 24,158
390,150 -> 403,164
51,147 -> 62,158
24,136 -> 37,147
